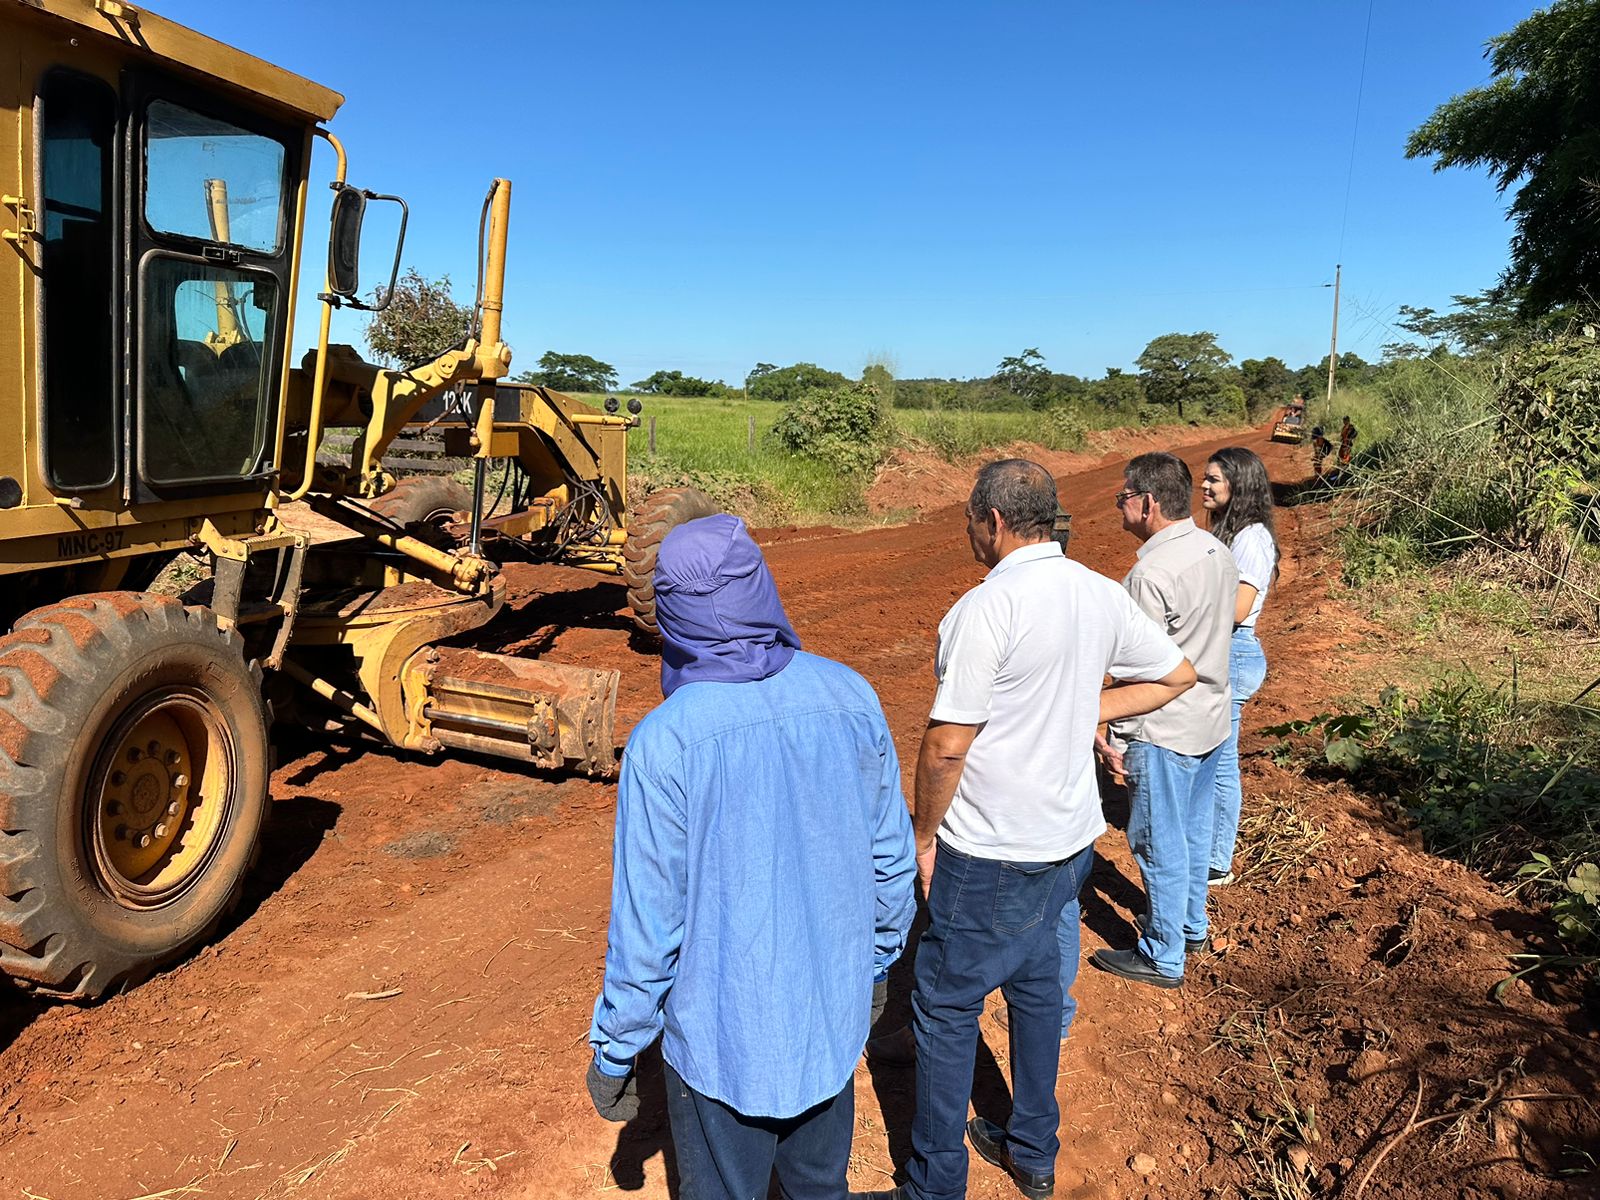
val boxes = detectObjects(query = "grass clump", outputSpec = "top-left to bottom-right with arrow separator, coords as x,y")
1268,671 -> 1600,959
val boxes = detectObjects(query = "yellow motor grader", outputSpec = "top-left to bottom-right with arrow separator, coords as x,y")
0,0 -> 709,999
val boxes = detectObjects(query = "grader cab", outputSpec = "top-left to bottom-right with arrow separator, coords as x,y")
0,0 -> 693,1000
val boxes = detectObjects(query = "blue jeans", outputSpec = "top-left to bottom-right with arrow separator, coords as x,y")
664,1061 -> 853,1200
904,841 -> 1090,1200
1052,848 -> 1096,1039
1124,739 -> 1223,978
1211,628 -> 1269,874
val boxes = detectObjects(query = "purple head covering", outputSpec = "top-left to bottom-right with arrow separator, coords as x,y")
654,514 -> 801,698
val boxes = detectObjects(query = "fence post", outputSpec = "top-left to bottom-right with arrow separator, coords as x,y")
748,414 -> 756,455
649,415 -> 657,457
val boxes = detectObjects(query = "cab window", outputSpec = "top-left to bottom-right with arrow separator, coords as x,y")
144,100 -> 285,253
139,257 -> 278,485
40,72 -> 118,490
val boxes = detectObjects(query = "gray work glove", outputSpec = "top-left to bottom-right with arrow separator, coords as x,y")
586,1060 -> 639,1122
871,978 -> 888,1029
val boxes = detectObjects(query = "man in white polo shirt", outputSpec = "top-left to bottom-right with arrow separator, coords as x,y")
856,459 -> 1194,1200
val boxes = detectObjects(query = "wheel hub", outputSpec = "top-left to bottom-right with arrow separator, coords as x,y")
91,695 -> 231,906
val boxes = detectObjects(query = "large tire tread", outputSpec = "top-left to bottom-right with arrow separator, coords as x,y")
0,593 -> 269,1000
622,488 -> 721,634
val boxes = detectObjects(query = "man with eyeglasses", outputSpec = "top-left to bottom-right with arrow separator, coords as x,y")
1089,451 -> 1238,990
855,458 -> 1194,1200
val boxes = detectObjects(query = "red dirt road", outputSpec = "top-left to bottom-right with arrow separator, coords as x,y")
1,429 -> 1595,1200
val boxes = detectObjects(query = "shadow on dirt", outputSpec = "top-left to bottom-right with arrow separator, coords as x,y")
461,579 -> 635,659
224,795 -> 342,934
0,978 -> 46,1055
607,1043 -> 681,1198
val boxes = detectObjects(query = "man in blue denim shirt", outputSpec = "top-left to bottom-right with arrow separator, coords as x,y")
858,460 -> 1194,1200
587,513 -> 916,1200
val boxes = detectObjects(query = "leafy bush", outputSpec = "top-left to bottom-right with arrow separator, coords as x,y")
770,382 -> 890,475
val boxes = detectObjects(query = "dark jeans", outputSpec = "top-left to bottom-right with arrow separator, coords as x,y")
664,1061 -> 854,1200
904,840 -> 1089,1200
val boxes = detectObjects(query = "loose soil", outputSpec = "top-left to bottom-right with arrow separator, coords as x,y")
1,427 -> 1595,1200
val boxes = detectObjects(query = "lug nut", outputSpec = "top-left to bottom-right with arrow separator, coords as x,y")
136,834 -> 151,849
165,750 -> 181,766
126,747 -> 142,763
154,823 -> 168,838
107,801 -> 123,816
166,801 -> 180,816
172,773 -> 189,789
111,771 -> 126,786
114,825 -> 129,841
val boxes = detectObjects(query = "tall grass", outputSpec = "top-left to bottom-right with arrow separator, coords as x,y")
1331,357 -> 1512,577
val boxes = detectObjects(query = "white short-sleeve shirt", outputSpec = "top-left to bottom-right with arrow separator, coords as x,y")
929,541 -> 1184,862
1230,522 -> 1275,627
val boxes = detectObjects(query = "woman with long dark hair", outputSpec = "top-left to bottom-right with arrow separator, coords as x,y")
1200,446 -> 1277,886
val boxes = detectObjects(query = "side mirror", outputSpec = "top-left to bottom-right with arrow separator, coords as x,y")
323,182 -> 408,312
328,185 -> 366,299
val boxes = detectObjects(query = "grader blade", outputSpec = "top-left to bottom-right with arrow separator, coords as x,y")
411,648 -> 619,777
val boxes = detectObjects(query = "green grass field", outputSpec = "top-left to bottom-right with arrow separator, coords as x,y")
583,393 -> 1082,521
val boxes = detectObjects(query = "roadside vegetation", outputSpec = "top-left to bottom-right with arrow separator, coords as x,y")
1271,319 -> 1600,992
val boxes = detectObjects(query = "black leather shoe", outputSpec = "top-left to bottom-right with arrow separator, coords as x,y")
967,1117 -> 1054,1200
864,1024 -> 916,1066
1134,912 -> 1210,956
1088,947 -> 1184,989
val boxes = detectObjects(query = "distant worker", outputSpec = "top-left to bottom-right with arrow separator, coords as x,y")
1310,426 -> 1333,480
1338,415 -> 1358,470
857,459 -> 1194,1200
586,514 -> 915,1200
1090,452 -> 1237,989
1200,448 -> 1278,888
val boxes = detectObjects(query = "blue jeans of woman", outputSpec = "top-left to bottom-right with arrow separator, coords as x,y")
1210,626 -> 1268,875
904,840 -> 1092,1200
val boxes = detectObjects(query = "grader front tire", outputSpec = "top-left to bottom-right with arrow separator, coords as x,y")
622,488 -> 721,635
0,594 -> 271,999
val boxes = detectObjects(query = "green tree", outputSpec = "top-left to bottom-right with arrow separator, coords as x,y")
631,369 -> 730,397
1383,290 -> 1560,359
1406,0 -> 1600,316
747,362 -> 850,404
364,268 -> 472,367
994,348 -> 1052,407
1238,356 -> 1293,420
517,352 -> 618,393
1088,368 -> 1146,414
1136,332 -> 1240,420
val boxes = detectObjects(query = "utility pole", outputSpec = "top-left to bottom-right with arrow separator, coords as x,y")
1324,263 -> 1342,422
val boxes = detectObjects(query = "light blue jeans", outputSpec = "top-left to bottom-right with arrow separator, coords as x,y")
1210,627 -> 1269,875
1123,738 -> 1223,978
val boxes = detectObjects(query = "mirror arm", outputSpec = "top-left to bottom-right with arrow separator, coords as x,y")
286,127 -> 348,503
335,192 -> 408,313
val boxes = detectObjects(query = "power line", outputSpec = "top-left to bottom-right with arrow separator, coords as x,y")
1336,0 -> 1377,263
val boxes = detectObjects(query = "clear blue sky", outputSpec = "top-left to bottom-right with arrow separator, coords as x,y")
155,0 -> 1529,386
